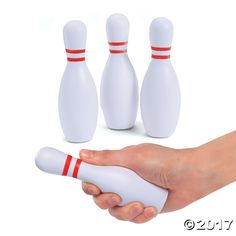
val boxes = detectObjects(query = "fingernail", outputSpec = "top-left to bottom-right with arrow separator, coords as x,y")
108,196 -> 120,205
87,188 -> 94,195
131,206 -> 142,216
80,149 -> 94,158
144,208 -> 156,219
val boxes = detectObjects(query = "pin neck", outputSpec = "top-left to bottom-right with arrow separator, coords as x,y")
62,154 -> 82,178
108,41 -> 128,54
151,46 -> 171,60
66,48 -> 86,62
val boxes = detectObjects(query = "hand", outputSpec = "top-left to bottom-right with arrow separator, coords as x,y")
79,144 -> 198,223
79,132 -> 236,223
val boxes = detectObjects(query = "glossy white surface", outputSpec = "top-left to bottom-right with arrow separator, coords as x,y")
59,21 -> 98,142
141,18 -> 180,137
101,14 -> 139,129
35,147 -> 168,212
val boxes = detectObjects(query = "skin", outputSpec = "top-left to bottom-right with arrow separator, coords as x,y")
79,131 -> 236,223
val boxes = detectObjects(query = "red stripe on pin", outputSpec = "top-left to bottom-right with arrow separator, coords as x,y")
67,57 -> 85,62
72,159 -> 82,178
62,155 -> 72,176
151,46 -> 171,51
152,54 -> 170,59
66,49 -> 86,54
110,49 -> 127,54
108,41 -> 128,46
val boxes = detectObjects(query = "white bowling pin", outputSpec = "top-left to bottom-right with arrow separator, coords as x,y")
141,18 -> 180,138
35,147 -> 168,213
59,21 -> 98,143
100,14 -> 139,130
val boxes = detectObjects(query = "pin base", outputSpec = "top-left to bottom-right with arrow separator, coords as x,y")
107,125 -> 134,131
63,136 -> 93,143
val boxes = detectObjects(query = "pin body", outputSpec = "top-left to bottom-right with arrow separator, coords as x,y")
35,147 -> 168,213
59,21 -> 98,142
141,18 -> 180,138
100,14 -> 138,130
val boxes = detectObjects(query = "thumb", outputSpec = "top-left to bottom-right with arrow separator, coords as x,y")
79,148 -> 137,170
79,145 -> 169,189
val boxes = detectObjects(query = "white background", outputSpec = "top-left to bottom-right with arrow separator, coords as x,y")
0,0 -> 236,235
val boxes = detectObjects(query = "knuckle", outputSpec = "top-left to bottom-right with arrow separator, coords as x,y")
122,145 -> 135,151
98,150 -> 111,159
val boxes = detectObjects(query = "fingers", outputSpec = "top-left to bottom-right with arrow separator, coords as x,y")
82,182 -> 157,223
79,147 -> 138,170
108,203 -> 157,223
93,193 -> 121,209
82,182 -> 101,195
82,183 -> 121,209
80,149 -> 124,165
80,145 -> 161,223
108,202 -> 144,221
130,207 -> 157,224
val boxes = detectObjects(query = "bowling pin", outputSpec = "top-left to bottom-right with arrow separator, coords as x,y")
140,18 -> 180,138
59,21 -> 98,143
100,14 -> 139,130
35,147 -> 168,213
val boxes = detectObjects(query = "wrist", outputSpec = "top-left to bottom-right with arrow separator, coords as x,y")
193,143 -> 236,193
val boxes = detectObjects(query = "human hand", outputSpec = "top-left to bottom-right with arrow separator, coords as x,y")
79,132 -> 236,223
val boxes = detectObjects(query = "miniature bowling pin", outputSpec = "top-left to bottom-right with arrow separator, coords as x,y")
100,14 -> 139,130
59,20 -> 98,142
35,147 -> 168,213
140,17 -> 180,138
